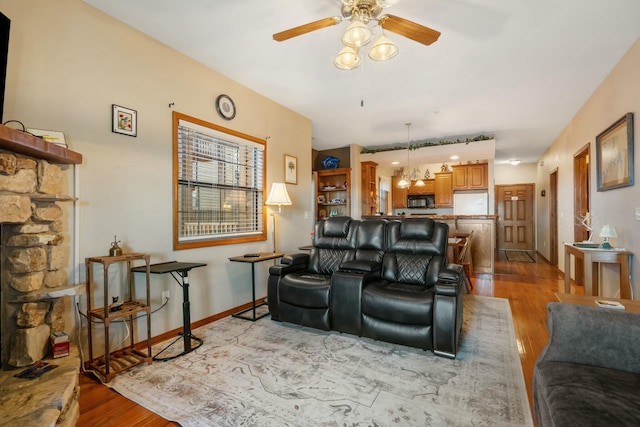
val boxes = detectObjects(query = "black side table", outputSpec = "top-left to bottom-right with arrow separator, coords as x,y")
228,252 -> 283,321
132,261 -> 206,361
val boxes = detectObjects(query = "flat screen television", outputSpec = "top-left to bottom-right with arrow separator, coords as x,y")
0,12 -> 10,124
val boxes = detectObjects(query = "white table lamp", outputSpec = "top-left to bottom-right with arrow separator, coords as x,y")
599,224 -> 617,249
265,182 -> 292,253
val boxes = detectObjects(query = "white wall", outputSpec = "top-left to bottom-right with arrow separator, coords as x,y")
1,0 -> 313,343
537,37 -> 640,298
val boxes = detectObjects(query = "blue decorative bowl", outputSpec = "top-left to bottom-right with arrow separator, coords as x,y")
322,156 -> 340,170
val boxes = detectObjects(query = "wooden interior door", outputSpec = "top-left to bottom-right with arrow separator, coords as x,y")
496,184 -> 535,250
549,169 -> 558,266
573,144 -> 590,285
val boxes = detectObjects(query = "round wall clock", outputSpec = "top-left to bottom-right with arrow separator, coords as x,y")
216,94 -> 236,120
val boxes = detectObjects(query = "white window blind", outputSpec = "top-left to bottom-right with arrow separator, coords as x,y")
174,115 -> 265,248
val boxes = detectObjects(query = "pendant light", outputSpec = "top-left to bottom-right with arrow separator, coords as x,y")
397,123 -> 412,188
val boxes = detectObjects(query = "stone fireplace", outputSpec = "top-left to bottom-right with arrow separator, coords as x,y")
0,125 -> 82,426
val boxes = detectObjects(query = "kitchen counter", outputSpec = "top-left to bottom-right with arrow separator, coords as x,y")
364,214 -> 497,220
362,214 -> 496,273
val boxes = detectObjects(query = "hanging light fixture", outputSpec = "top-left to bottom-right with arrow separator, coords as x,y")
368,32 -> 398,61
397,123 -> 412,188
334,45 -> 361,70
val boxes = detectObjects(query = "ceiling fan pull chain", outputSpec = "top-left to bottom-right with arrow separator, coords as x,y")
360,56 -> 365,107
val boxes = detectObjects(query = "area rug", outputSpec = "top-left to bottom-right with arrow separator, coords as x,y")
109,295 -> 533,426
505,250 -> 536,263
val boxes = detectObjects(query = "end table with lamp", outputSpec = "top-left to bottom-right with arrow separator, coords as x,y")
599,223 -> 617,249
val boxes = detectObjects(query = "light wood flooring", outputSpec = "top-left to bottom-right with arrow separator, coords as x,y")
78,251 -> 574,426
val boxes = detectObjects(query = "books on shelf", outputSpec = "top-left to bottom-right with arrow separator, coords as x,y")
595,300 -> 625,310
50,331 -> 70,358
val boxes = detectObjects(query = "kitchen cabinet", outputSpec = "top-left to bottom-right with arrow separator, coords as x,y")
361,161 -> 378,216
407,179 -> 435,195
316,168 -> 351,220
435,172 -> 453,207
452,163 -> 488,190
391,175 -> 408,209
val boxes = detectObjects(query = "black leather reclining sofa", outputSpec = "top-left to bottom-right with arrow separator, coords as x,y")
267,216 -> 465,358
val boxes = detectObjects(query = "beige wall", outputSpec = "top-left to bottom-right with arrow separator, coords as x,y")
537,37 -> 640,298
1,0 -> 313,340
494,163 -> 537,185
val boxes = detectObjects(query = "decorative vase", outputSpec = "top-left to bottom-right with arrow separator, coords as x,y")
321,156 -> 340,170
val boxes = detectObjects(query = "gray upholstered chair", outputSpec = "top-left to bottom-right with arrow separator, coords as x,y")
533,302 -> 640,426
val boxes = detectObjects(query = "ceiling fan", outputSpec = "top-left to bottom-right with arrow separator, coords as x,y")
273,0 -> 440,70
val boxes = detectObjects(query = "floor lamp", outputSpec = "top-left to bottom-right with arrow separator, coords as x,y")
265,182 -> 292,253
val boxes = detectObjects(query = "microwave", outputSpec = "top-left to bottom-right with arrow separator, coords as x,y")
407,194 -> 435,208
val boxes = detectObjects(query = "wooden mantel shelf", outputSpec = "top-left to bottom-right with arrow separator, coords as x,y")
0,124 -> 82,164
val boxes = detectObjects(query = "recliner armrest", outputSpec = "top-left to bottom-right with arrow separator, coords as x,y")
439,263 -> 463,282
269,253 -> 309,276
282,252 -> 309,266
339,259 -> 381,274
435,263 -> 463,296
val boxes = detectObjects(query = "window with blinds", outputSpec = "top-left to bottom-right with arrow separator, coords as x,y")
173,112 -> 267,250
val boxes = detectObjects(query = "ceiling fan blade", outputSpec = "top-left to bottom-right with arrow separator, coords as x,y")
273,17 -> 342,42
378,14 -> 441,46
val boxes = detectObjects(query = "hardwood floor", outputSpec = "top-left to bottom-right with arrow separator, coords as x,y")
78,251 -> 574,426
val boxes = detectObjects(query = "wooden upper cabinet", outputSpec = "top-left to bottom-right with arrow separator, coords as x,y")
407,179 -> 435,195
452,166 -> 468,190
434,172 -> 453,207
391,175 -> 408,208
361,161 -> 378,216
423,179 -> 435,194
468,164 -> 488,189
452,163 -> 488,190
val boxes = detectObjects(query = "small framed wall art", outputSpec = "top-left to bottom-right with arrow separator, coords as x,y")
285,154 -> 298,185
596,112 -> 634,191
112,104 -> 137,137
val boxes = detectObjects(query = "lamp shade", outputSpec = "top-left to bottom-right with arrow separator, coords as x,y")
334,46 -> 360,70
265,182 -> 292,207
397,177 -> 409,188
599,224 -> 617,238
368,34 -> 398,61
342,19 -> 373,48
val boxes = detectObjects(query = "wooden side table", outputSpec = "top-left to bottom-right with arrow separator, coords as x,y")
85,253 -> 151,382
563,243 -> 633,299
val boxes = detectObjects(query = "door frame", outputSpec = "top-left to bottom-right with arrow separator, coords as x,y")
549,168 -> 558,266
573,143 -> 590,285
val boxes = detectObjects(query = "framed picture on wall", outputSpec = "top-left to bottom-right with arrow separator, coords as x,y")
285,154 -> 297,185
112,104 -> 137,137
596,112 -> 634,191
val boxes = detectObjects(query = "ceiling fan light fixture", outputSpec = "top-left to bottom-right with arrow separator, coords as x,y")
415,178 -> 425,186
334,46 -> 361,70
368,33 -> 398,61
342,19 -> 373,48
